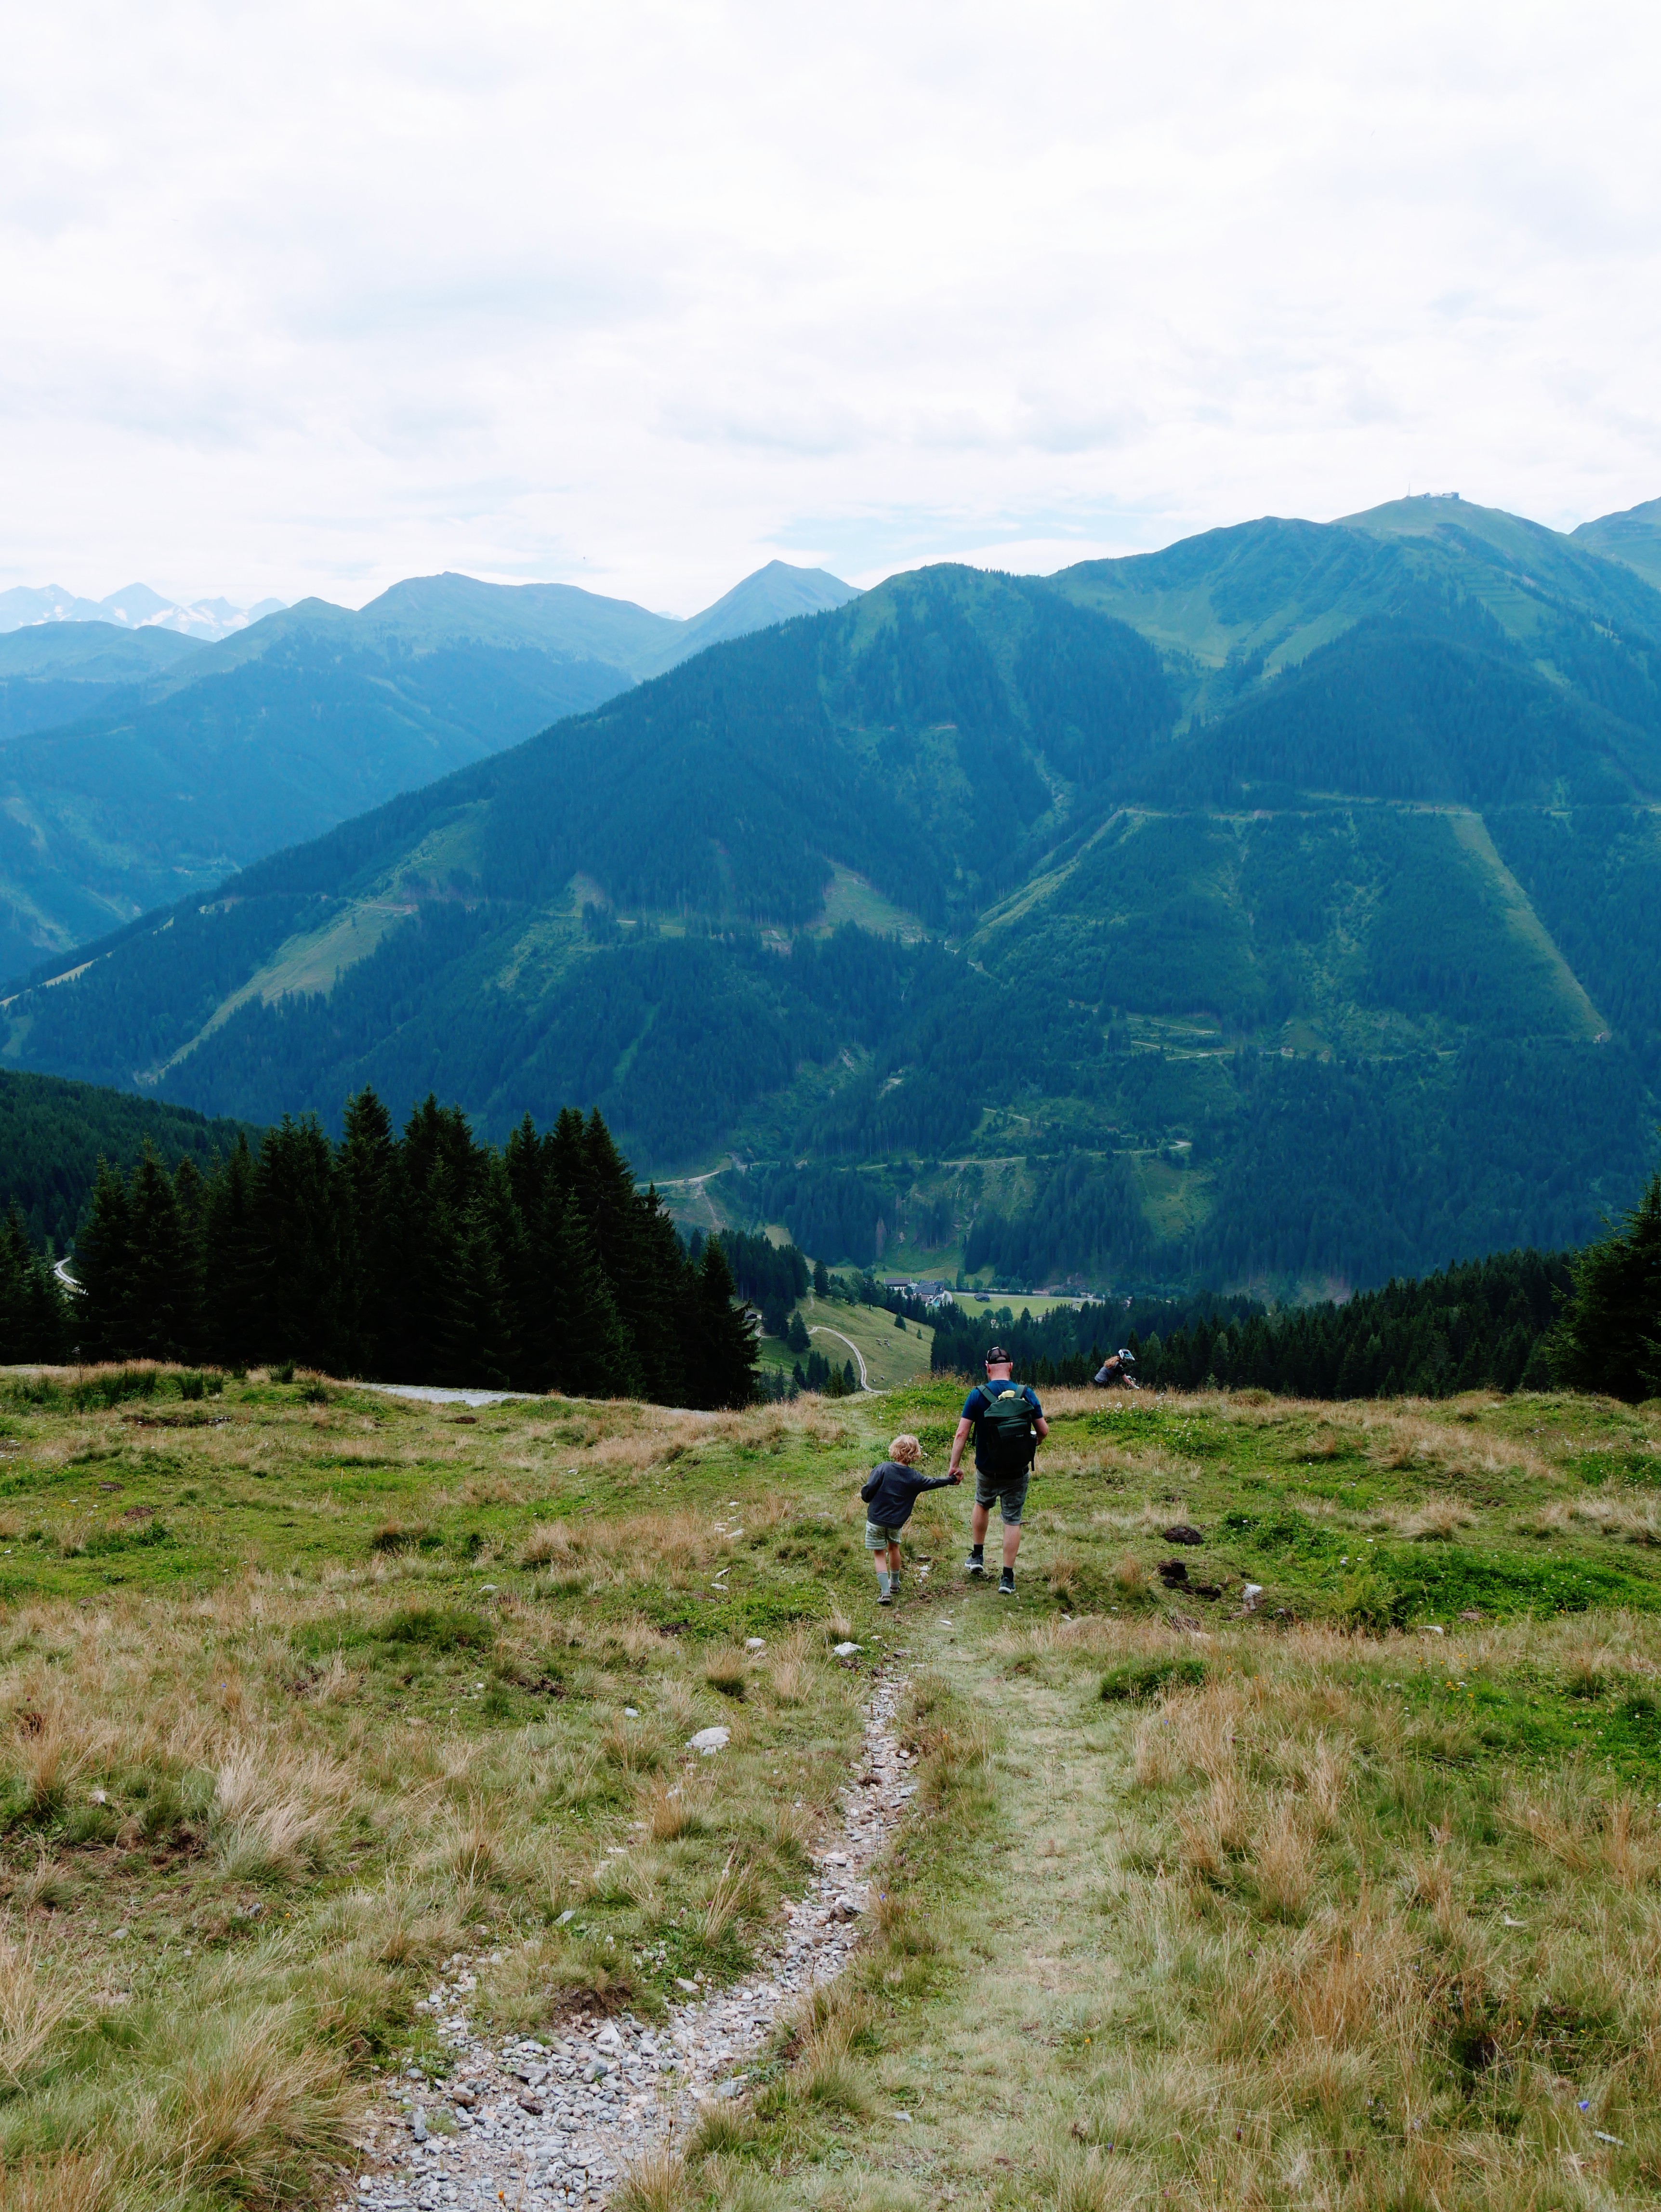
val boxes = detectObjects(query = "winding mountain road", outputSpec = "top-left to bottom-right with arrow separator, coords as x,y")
809,1324 -> 870,1391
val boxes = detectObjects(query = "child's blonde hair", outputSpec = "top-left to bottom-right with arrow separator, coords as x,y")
888,1433 -> 922,1463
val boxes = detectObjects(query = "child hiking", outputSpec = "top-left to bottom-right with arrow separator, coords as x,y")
859,1433 -> 961,1604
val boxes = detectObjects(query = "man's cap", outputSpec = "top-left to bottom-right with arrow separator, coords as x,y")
984,1346 -> 1012,1365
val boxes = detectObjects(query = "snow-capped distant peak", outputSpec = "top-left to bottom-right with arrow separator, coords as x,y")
0,582 -> 287,641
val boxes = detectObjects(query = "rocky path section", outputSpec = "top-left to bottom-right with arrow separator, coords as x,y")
335,1660 -> 913,2212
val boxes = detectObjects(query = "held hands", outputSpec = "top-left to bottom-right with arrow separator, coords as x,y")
948,1468 -> 962,1484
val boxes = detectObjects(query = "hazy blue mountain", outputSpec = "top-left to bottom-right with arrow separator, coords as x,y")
633,559 -> 859,675
0,586 -> 112,628
0,582 -> 287,641
0,624 -> 203,677
0,560 -> 856,974
7,513 -> 1658,1300
1572,495 -> 1661,592
183,561 -> 857,688
0,620 -> 204,746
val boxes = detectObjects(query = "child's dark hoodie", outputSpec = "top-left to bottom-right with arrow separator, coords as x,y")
859,1459 -> 956,1530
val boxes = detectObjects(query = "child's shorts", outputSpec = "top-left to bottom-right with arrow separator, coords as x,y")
864,1521 -> 904,1550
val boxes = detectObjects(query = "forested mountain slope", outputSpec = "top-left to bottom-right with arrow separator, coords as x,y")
6,507 -> 1660,1299
0,620 -> 203,744
0,1067 -> 256,1252
0,562 -> 854,979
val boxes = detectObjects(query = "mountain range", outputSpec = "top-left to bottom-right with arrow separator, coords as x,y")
5,492 -> 1660,1300
0,559 -> 857,974
0,581 -> 288,642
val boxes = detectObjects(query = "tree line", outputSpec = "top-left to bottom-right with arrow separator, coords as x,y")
5,1108 -> 1655,1409
928,1249 -> 1565,1397
5,1093 -> 758,1405
928,1178 -> 1660,1406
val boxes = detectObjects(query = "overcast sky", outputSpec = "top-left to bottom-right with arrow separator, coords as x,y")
3,1 -> 1659,614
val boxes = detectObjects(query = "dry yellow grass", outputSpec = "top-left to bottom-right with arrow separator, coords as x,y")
7,1371 -> 1661,2211
0,1380 -> 883,2209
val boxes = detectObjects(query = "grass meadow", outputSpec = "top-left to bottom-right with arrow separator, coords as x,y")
0,1368 -> 1659,2209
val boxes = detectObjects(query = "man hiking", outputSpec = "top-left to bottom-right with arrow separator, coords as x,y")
945,1345 -> 1048,1595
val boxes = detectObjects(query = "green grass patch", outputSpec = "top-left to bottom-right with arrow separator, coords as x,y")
1099,1654 -> 1209,1702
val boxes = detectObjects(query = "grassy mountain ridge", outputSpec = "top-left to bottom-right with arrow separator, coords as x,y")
6,507 -> 1660,1297
1053,494 -> 1661,724
1573,493 -> 1661,591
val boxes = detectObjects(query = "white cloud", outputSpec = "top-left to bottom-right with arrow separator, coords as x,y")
0,0 -> 1657,612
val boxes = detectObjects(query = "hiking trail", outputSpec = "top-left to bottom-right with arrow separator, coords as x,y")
335,1660 -> 912,2211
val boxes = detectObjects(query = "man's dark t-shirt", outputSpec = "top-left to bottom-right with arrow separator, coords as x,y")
960,1380 -> 1044,1475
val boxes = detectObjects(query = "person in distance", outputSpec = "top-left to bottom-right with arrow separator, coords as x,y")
1093,1347 -> 1138,1388
945,1347 -> 1048,1595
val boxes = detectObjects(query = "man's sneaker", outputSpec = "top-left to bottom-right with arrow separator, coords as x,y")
998,1567 -> 1015,1596
964,1552 -> 987,1577
878,1585 -> 893,1605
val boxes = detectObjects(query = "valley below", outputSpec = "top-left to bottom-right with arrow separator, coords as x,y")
8,494 -> 1661,1301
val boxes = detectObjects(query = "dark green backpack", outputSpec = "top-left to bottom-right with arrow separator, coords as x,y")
976,1386 -> 1037,1478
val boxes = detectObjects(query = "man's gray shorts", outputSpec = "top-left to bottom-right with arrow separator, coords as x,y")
974,1469 -> 1029,1525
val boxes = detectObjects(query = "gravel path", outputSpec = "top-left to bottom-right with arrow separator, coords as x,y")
335,1659 -> 912,2212
359,1384 -> 543,1409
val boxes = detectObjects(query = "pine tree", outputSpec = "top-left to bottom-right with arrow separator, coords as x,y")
203,1135 -> 264,1367
254,1117 -> 350,1370
126,1144 -> 198,1361
577,1109 -> 662,1384
504,1113 -> 547,1224
75,1159 -> 137,1360
22,1237 -> 67,1361
172,1157 -> 208,1360
628,1186 -> 690,1403
340,1088 -> 397,1374
548,1191 -> 637,1397
1550,1161 -> 1661,1401
0,1205 -> 67,1362
506,1121 -> 558,1393
437,1190 -> 512,1390
685,1238 -> 759,1409
545,1106 -> 590,1216
389,1096 -> 499,1385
